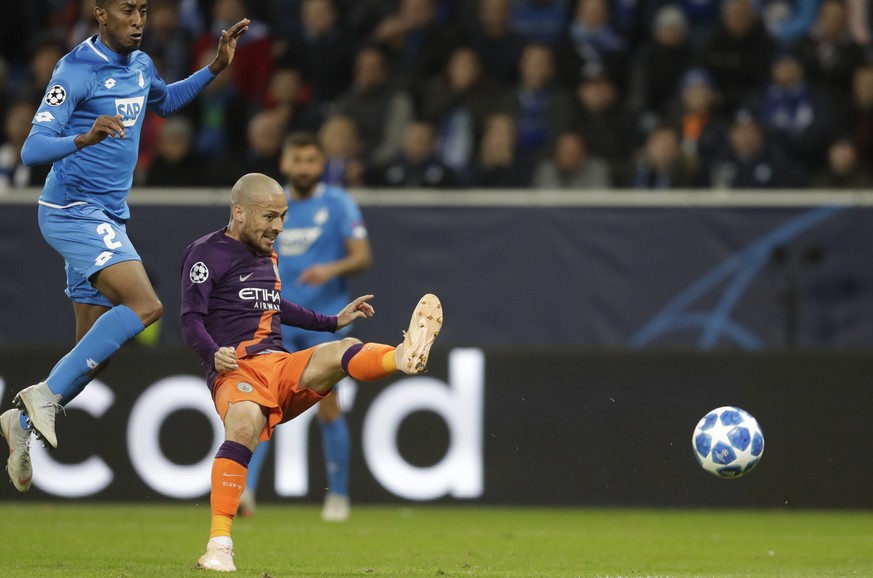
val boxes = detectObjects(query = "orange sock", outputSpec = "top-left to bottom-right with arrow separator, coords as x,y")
209,457 -> 248,539
345,343 -> 396,381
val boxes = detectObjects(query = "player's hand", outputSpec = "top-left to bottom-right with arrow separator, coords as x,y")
75,114 -> 125,148
336,295 -> 375,328
214,346 -> 239,373
209,18 -> 250,75
297,264 -> 334,287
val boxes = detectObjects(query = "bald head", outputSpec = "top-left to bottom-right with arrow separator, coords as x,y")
227,173 -> 288,254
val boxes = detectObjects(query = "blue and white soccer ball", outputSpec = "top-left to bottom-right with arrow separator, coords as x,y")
692,406 -> 764,478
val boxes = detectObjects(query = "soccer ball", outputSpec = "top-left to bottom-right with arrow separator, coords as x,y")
692,406 -> 764,478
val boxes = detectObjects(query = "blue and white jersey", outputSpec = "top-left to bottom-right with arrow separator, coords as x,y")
276,183 -> 368,318
30,35 -> 211,221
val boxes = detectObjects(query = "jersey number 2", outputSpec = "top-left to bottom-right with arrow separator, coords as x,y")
95,223 -> 123,266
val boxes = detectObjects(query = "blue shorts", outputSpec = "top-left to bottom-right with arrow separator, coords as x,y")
38,203 -> 141,307
283,324 -> 351,351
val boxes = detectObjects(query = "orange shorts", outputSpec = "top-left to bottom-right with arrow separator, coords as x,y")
212,348 -> 327,441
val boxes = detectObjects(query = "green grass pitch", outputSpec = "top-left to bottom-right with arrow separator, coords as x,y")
1,504 -> 872,577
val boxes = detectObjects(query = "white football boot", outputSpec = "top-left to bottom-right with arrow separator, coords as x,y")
322,493 -> 350,522
0,409 -> 33,492
14,382 -> 62,449
395,294 -> 443,375
197,539 -> 236,572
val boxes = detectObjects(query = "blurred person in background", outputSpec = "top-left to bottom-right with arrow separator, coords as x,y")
511,0 -> 569,45
369,119 -> 458,188
708,109 -> 799,188
494,42 -> 576,167
573,69 -> 633,184
470,112 -> 533,187
20,35 -> 67,104
318,114 -> 366,187
423,46 -> 495,184
0,0 -> 249,495
759,0 -> 820,44
142,115 -> 204,187
556,0 -> 629,92
797,0 -> 866,112
629,125 -> 695,189
701,0 -> 775,111
531,129 -> 611,189
0,101 -> 50,193
139,0 -> 194,83
837,64 -> 873,177
668,68 -> 729,180
809,137 -> 873,188
332,45 -> 414,167
464,0 -> 525,86
238,132 -> 372,522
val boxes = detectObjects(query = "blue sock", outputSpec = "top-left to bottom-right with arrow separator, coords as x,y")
320,415 -> 350,496
246,438 -> 270,493
45,305 -> 144,404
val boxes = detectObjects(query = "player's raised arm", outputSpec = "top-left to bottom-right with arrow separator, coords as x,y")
208,18 -> 250,75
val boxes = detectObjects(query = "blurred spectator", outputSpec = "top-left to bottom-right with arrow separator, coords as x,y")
708,110 -> 799,188
809,137 -> 873,188
760,0 -> 819,44
143,116 -> 205,187
371,0 -> 459,98
573,70 -> 633,180
369,119 -> 458,187
318,114 -> 366,187
66,0 -> 98,49
0,101 -> 50,193
511,0 -> 569,45
495,43 -> 576,164
797,0 -> 866,112
628,125 -> 695,189
185,50 -> 249,162
281,0 -> 354,104
139,0 -> 194,83
836,64 -> 873,177
531,130 -> 611,189
208,110 -> 286,185
669,68 -> 729,178
332,45 -> 414,166
20,35 -> 66,103
701,0 -> 775,111
191,0 -> 274,104
844,0 -> 870,45
470,113 -> 534,187
423,46 -> 495,182
465,0 -> 525,85
556,0 -> 629,90
263,67 -> 321,133
630,5 -> 694,120
759,52 -> 829,168
0,57 -> 10,143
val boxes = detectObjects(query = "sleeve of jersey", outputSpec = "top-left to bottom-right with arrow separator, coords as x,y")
280,299 -> 338,332
180,244 -> 221,366
148,65 -> 215,117
20,64 -> 88,166
340,196 -> 368,240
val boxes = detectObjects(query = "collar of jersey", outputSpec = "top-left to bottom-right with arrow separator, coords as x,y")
89,35 -> 134,64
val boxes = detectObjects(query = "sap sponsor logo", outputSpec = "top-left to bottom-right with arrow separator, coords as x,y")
22,349 -> 484,501
115,96 -> 145,127
34,111 -> 55,123
277,227 -> 321,256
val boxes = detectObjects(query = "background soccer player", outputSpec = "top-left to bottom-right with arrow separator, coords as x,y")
238,132 -> 373,521
180,173 -> 441,571
0,0 -> 249,493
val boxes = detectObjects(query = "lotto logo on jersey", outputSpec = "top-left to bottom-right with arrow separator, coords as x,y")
115,96 -> 145,127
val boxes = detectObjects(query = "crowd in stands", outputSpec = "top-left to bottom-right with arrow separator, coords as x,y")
1,0 -> 873,193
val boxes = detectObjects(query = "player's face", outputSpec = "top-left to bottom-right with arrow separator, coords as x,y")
281,145 -> 325,197
97,0 -> 148,55
239,195 -> 288,255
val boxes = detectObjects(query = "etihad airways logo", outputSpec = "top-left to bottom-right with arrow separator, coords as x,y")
239,287 -> 281,310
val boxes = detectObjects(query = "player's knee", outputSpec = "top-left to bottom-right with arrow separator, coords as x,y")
338,337 -> 362,352
137,298 -> 163,327
225,420 -> 260,448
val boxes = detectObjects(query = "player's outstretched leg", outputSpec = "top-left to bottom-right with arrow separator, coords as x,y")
0,409 -> 33,492
395,294 -> 443,374
13,382 -> 61,449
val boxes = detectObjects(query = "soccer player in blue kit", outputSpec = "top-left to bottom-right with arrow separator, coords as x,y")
238,132 -> 373,521
0,0 -> 250,493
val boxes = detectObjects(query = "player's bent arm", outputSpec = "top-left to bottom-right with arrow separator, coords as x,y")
148,67 -> 216,117
181,311 -> 221,368
20,130 -> 78,166
280,299 -> 338,332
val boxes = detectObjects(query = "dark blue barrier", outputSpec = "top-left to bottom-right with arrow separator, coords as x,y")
1,195 -> 871,349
